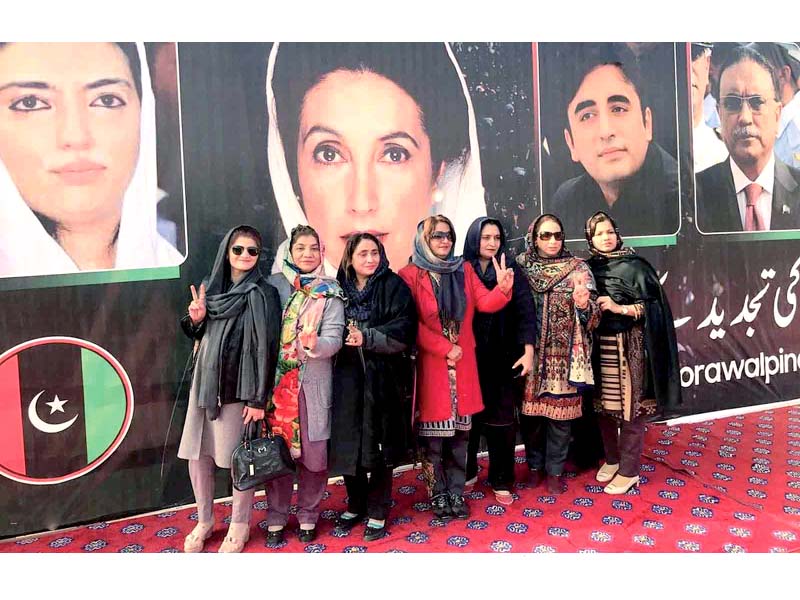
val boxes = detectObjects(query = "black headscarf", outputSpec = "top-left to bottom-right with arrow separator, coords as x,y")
191,226 -> 271,420
338,237 -> 390,322
463,217 -> 505,289
584,211 -> 682,416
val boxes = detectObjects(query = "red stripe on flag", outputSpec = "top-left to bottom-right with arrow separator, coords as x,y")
0,355 -> 26,476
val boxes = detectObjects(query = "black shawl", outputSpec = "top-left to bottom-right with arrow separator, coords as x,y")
587,252 -> 682,418
191,227 -> 271,419
329,270 -> 417,475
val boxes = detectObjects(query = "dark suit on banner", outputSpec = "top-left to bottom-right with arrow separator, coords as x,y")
553,143 -> 680,240
696,157 -> 800,232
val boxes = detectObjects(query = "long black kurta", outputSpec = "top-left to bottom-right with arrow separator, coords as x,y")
329,271 -> 417,476
472,262 -> 538,425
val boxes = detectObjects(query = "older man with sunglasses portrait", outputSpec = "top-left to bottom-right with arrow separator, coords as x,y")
696,45 -> 800,233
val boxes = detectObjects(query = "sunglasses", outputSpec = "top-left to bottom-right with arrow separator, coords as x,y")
720,94 -> 770,114
537,231 -> 564,241
231,245 -> 260,257
430,231 -> 454,242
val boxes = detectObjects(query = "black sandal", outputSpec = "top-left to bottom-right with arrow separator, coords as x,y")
363,524 -> 387,542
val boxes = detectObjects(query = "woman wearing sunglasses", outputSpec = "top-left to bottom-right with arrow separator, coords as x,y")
178,225 -> 282,552
329,233 -> 416,542
585,211 -> 681,495
262,225 -> 345,546
398,215 -> 514,520
516,214 -> 600,494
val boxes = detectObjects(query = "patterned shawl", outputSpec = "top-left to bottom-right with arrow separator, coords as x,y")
266,242 -> 344,451
517,217 -> 597,408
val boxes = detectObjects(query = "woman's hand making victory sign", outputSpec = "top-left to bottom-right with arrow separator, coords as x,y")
493,253 -> 515,295
188,284 -> 207,325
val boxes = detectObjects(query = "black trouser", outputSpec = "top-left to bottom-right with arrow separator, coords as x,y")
419,430 -> 469,497
569,391 -> 606,472
597,414 -> 647,478
466,422 -> 517,492
343,463 -> 394,521
519,415 -> 571,476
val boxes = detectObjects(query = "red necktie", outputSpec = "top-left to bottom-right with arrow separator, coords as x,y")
744,183 -> 764,231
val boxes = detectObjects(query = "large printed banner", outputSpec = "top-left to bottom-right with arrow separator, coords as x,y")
0,42 -> 798,537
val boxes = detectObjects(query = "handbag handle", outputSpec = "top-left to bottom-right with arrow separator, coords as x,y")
242,419 -> 277,449
242,419 -> 263,449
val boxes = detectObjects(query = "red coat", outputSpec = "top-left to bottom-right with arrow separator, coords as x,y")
398,262 -> 511,422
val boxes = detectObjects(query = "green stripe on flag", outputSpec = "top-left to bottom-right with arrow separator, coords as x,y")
81,349 -> 126,463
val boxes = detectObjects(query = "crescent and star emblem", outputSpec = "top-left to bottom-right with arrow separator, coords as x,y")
27,390 -> 78,434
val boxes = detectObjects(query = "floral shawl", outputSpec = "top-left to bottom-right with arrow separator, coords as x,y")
265,245 -> 344,451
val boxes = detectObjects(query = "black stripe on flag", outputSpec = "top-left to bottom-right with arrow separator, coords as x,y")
19,344 -> 88,479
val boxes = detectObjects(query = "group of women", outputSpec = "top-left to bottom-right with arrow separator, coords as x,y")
174,40 -> 678,553
177,208 -> 680,553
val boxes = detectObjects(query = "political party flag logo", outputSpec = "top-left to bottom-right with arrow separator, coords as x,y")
0,337 -> 134,485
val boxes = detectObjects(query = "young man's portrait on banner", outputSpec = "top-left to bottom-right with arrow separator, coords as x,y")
0,42 -> 186,279
538,43 -> 681,241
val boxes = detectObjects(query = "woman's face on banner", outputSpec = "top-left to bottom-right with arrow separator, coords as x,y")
0,43 -> 141,230
297,69 -> 438,270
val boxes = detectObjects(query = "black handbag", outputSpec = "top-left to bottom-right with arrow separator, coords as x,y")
231,420 -> 295,491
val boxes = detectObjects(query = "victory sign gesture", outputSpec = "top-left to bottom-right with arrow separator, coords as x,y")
188,283 -> 207,325
298,311 -> 320,351
493,253 -> 515,295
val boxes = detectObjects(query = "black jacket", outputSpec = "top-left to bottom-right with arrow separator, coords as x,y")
180,279 -> 282,409
329,271 -> 417,475
472,262 -> 538,425
552,142 -> 680,239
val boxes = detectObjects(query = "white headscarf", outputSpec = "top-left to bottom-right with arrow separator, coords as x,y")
265,42 -> 486,275
0,42 -> 183,279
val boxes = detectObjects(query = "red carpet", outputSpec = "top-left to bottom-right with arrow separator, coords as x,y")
3,406 -> 800,553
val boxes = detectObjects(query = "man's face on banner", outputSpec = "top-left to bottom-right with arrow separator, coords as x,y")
564,64 -> 652,187
0,43 -> 141,229
296,69 -> 438,270
718,59 -> 781,174
691,51 -> 712,127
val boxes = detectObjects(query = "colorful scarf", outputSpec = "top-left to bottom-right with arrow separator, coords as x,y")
516,217 -> 596,410
266,244 -> 344,451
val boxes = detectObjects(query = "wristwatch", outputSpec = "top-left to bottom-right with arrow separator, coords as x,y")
621,305 -> 629,315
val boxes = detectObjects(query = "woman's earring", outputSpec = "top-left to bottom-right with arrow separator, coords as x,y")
432,189 -> 444,205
